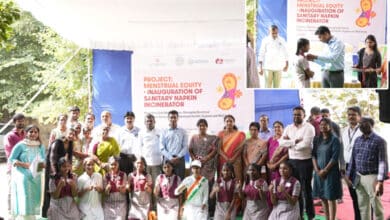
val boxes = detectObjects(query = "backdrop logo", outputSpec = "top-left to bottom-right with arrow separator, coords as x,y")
188,58 -> 209,65
355,0 -> 376,27
215,58 -> 223,64
217,73 -> 242,110
150,57 -> 167,67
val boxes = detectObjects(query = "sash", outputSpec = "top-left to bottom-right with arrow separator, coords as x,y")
186,176 -> 206,202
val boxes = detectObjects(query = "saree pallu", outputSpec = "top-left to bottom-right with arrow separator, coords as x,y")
217,131 -> 246,181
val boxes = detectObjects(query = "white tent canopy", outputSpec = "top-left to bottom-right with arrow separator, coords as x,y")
16,0 -> 245,50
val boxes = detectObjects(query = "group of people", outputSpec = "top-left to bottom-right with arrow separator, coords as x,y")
3,105 -> 388,220
247,25 -> 387,89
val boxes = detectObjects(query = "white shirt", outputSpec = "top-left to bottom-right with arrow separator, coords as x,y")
77,172 -> 104,220
341,125 -> 362,168
138,128 -> 162,166
92,123 -> 121,142
258,35 -> 289,71
175,176 -> 209,207
118,126 -> 140,155
280,122 -> 315,160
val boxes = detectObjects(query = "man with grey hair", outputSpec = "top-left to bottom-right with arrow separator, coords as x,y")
92,110 -> 121,142
258,24 -> 289,88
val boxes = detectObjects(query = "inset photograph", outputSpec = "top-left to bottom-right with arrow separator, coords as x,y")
246,0 -> 388,89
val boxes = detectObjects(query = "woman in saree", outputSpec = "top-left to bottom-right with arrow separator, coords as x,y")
91,125 -> 120,174
242,122 -> 268,179
189,118 -> 220,216
217,115 -> 246,182
267,121 -> 289,182
189,118 -> 219,182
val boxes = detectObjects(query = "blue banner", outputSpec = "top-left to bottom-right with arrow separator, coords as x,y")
92,50 -> 133,125
256,0 -> 287,56
254,90 -> 300,127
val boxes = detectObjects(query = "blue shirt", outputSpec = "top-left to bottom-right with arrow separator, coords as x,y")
315,36 -> 345,71
259,128 -> 273,141
159,127 -> 188,160
347,132 -> 388,181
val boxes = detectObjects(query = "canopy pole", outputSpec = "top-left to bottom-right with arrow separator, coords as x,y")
87,49 -> 92,112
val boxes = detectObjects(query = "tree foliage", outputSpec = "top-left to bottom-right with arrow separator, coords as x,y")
308,89 -> 381,129
0,0 -> 20,48
0,10 -> 90,124
246,0 -> 256,47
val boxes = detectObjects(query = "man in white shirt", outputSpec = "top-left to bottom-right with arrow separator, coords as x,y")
118,111 -> 140,174
138,113 -> 162,181
258,25 -> 289,88
92,110 -> 121,142
340,106 -> 362,220
280,106 -> 315,220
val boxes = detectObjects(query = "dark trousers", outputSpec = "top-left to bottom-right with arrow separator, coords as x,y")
41,165 -> 51,217
289,158 -> 315,219
323,70 -> 344,88
346,163 -> 361,220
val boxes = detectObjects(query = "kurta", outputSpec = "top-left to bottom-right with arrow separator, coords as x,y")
267,137 -> 288,182
312,134 -> 342,200
189,134 -> 220,181
9,141 -> 46,216
77,172 -> 104,220
103,171 -> 128,220
47,174 -> 81,219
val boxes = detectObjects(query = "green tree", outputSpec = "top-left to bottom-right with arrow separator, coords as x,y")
308,89 -> 381,129
0,0 -> 20,48
0,11 -> 90,123
246,0 -> 256,47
